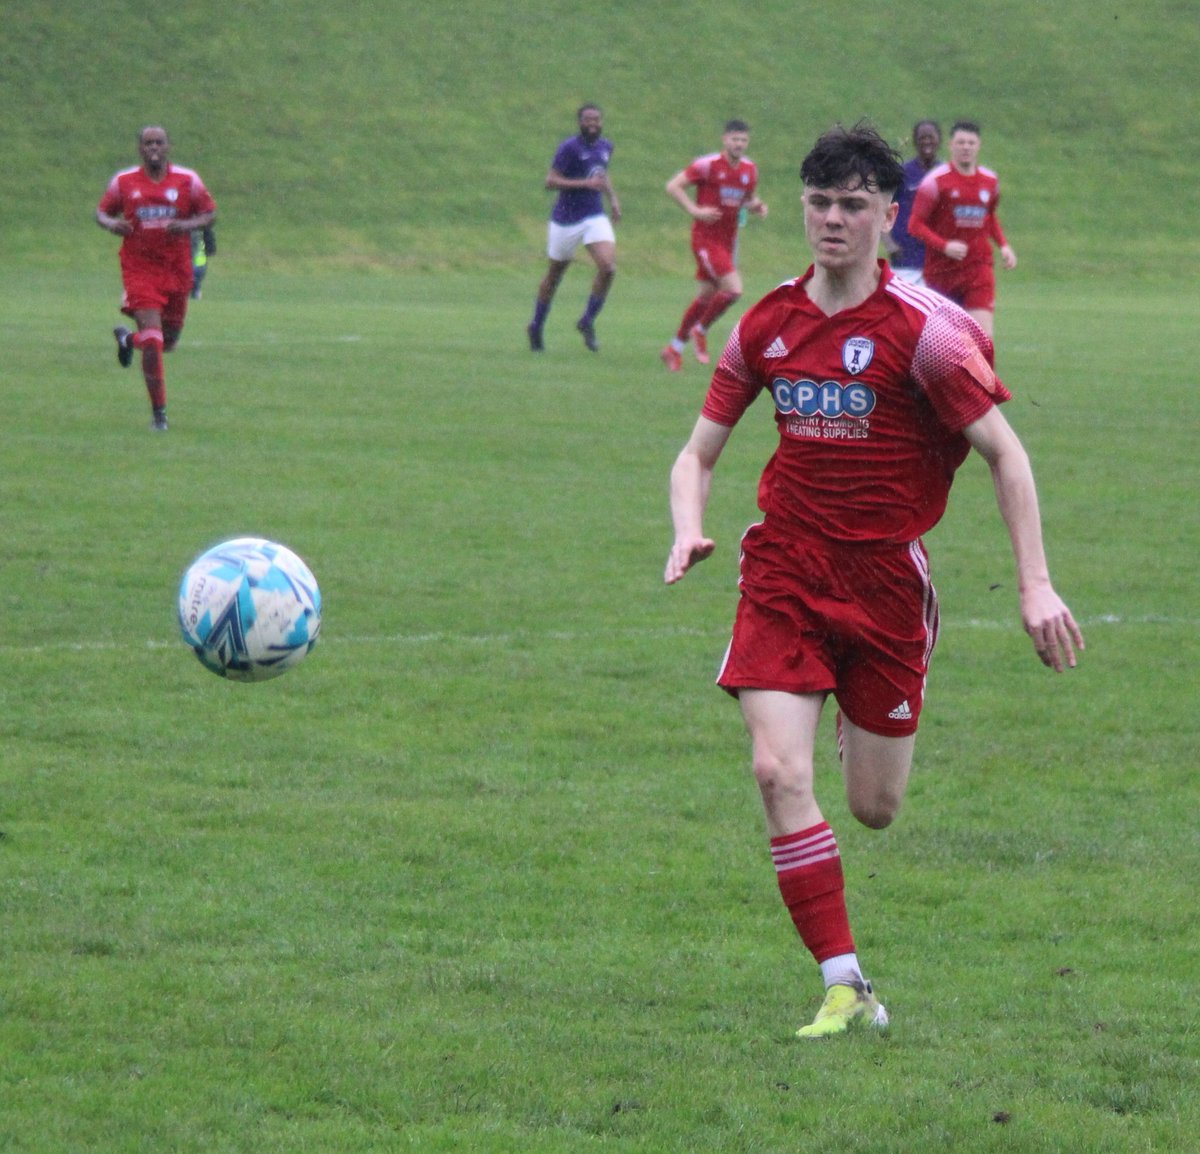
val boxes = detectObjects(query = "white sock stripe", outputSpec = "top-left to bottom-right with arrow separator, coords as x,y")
772,828 -> 837,853
771,829 -> 839,871
772,825 -> 840,849
772,845 -> 841,873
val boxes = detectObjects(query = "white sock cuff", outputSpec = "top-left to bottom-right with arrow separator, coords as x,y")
819,952 -> 863,989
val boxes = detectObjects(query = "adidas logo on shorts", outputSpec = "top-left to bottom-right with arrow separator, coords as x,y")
887,700 -> 913,721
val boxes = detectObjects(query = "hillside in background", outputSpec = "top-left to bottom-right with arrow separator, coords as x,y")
4,0 -> 1198,278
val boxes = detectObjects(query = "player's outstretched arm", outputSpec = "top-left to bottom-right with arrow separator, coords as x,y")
963,407 -> 1085,671
665,417 -> 732,585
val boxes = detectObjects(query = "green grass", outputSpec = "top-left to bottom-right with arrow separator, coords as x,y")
2,0 -> 1199,1148
4,0 -> 1200,277
1,268 -> 1197,1152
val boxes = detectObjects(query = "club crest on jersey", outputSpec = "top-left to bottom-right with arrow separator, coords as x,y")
842,337 -> 875,376
166,188 -> 179,202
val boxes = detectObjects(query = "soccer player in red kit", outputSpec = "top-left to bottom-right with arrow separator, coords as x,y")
906,120 -> 1016,338
661,120 -> 767,371
665,123 -> 1082,1037
96,126 -> 217,430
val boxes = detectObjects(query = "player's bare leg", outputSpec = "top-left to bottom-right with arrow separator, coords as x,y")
740,689 -> 890,1037
967,307 -> 995,338
838,716 -> 916,830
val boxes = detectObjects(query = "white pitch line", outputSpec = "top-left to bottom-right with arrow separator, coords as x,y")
0,615 -> 1190,657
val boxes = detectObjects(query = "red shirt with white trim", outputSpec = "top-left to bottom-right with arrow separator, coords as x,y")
98,164 -> 216,283
683,152 -> 759,250
702,262 -> 1010,545
907,163 -> 1006,283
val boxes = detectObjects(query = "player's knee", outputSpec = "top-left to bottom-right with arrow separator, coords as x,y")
848,792 -> 902,830
750,752 -> 811,807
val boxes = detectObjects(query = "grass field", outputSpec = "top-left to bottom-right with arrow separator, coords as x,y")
2,264 -> 1196,1152
3,0 -> 1199,1147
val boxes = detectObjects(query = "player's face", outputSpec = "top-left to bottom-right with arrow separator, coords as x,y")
802,180 -> 898,271
914,125 -> 941,164
723,131 -> 750,162
578,109 -> 603,142
139,128 -> 170,174
950,130 -> 980,172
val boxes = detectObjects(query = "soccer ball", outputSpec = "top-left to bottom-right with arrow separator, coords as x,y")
178,537 -> 321,681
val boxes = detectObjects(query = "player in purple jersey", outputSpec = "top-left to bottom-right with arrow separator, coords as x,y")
527,105 -> 622,353
884,120 -> 941,284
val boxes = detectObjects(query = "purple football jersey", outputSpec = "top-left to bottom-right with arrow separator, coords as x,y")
550,134 -> 613,225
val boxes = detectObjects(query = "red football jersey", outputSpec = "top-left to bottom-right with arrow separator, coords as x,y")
702,263 -> 1011,545
98,164 -> 216,281
684,152 -> 758,249
907,163 -> 1007,282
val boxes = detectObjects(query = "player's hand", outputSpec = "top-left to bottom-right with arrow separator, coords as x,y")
945,240 -> 969,261
1001,245 -> 1018,270
750,201 -> 768,219
692,206 -> 722,224
664,537 -> 715,585
1021,584 -> 1085,671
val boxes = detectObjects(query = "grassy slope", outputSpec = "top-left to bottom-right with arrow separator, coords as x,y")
3,0 -> 1199,276
2,3 -> 1199,1152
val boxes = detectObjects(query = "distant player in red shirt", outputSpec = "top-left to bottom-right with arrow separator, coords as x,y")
907,120 -> 1016,338
661,120 -> 767,371
665,123 -> 1081,1039
96,126 -> 217,430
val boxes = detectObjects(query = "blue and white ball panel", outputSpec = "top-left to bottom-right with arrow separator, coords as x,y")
178,537 -> 321,682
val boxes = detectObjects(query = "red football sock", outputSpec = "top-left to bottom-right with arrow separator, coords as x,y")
133,328 -> 166,410
697,290 -> 739,332
771,822 -> 856,963
675,296 -> 709,342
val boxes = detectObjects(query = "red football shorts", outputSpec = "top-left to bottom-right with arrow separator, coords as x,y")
693,240 -> 736,282
926,261 -> 995,312
120,261 -> 193,331
716,522 -> 940,737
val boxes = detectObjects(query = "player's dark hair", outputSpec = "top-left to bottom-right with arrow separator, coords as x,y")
800,121 -> 904,197
577,103 -> 602,120
951,119 -> 981,136
912,119 -> 941,141
724,119 -> 750,134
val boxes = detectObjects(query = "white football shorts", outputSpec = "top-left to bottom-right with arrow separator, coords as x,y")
547,215 -> 616,261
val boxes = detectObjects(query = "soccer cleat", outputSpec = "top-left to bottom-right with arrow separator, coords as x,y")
114,325 -> 134,368
150,409 -> 169,432
576,318 -> 598,352
690,325 -> 710,365
527,323 -> 544,352
795,978 -> 889,1039
660,345 -> 683,372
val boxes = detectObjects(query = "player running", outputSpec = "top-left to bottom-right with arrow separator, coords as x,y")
660,119 -> 767,371
906,120 -> 1016,337
526,105 -> 621,354
665,122 -> 1082,1038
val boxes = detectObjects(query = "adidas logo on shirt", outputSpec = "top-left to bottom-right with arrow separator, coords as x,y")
888,700 -> 913,721
763,336 -> 788,359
